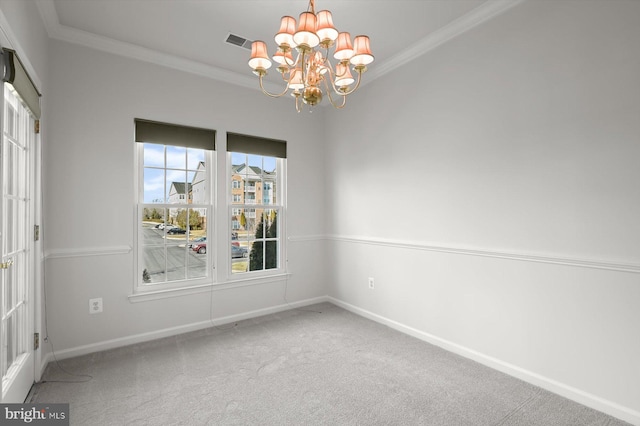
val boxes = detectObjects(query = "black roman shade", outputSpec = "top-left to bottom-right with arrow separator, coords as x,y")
1,48 -> 41,119
227,132 -> 287,158
134,118 -> 216,150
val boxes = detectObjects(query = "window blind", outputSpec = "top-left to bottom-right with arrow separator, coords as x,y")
227,132 -> 287,158
134,118 -> 216,150
1,48 -> 41,119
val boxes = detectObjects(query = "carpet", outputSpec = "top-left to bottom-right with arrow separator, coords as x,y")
31,303 -> 630,425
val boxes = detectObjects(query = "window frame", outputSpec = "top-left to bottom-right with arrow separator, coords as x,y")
133,120 -> 216,295
227,152 -> 286,279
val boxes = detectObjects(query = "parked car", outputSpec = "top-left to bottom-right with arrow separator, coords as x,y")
192,242 -> 207,254
167,227 -> 186,235
192,243 -> 248,258
232,245 -> 248,258
188,237 -> 206,248
156,223 -> 177,230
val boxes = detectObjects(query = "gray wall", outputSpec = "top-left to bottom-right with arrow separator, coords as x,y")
41,40 -> 327,353
1,0 -> 639,422
324,0 -> 640,422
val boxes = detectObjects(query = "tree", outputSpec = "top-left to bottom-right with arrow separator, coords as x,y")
249,211 -> 278,271
143,208 -> 163,221
176,209 -> 202,230
265,211 -> 278,270
249,217 -> 265,271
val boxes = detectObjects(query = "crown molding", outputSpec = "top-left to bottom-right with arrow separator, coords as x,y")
366,0 -> 527,83
34,0 -> 279,93
36,0 -> 526,91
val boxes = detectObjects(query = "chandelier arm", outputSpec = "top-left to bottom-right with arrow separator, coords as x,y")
283,49 -> 299,68
258,74 -> 290,98
323,78 -> 347,109
320,60 -> 364,97
331,68 -> 364,96
319,46 -> 335,79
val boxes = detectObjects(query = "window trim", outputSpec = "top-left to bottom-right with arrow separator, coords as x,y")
133,119 -> 216,294
132,123 -> 290,298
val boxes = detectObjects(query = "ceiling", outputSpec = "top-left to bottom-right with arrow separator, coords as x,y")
36,0 -> 523,91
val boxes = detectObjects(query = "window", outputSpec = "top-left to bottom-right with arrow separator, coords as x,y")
135,119 -> 215,291
227,132 -> 286,276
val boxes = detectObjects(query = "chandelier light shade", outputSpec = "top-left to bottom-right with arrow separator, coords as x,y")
248,0 -> 374,112
248,41 -> 272,71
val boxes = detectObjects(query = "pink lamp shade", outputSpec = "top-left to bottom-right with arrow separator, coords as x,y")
334,63 -> 354,87
293,11 -> 320,48
333,32 -> 353,61
350,35 -> 374,66
248,41 -> 272,70
272,49 -> 294,65
274,16 -> 296,48
316,10 -> 338,42
288,67 -> 304,91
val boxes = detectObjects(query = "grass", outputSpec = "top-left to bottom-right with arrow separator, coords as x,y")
232,260 -> 248,273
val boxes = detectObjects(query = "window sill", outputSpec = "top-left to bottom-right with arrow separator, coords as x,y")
128,272 -> 291,303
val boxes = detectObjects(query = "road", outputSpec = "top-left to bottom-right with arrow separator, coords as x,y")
141,224 -> 248,283
141,226 -> 207,282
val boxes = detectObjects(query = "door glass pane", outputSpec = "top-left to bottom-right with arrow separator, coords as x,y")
2,84 -> 34,399
5,316 -> 14,375
5,198 -> 14,253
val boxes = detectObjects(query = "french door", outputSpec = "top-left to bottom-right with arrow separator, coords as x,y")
1,82 -> 36,402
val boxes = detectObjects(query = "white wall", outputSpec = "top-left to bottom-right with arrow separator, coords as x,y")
42,40 -> 327,354
325,1 -> 640,423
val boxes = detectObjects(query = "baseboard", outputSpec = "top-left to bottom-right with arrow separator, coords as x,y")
38,352 -> 52,382
327,297 -> 640,426
45,296 -> 329,362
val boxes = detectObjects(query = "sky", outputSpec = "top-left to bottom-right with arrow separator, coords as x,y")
143,144 -> 276,204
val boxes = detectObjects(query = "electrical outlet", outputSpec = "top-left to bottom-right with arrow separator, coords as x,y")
89,298 -> 103,314
368,277 -> 375,289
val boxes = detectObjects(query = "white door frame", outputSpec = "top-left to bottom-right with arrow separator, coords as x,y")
0,21 -> 43,402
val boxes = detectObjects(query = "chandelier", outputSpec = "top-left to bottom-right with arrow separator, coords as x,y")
248,0 -> 374,112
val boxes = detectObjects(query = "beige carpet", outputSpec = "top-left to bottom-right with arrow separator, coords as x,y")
31,303 -> 630,425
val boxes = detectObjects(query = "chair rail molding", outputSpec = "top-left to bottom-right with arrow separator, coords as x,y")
328,234 -> 640,274
45,245 -> 132,260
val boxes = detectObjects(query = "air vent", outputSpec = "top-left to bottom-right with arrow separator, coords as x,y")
225,33 -> 253,50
